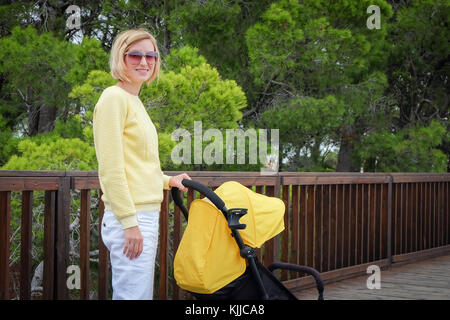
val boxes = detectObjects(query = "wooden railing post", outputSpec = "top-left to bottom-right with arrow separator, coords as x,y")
0,191 -> 11,300
20,191 -> 33,300
43,190 -> 56,299
97,191 -> 109,300
387,175 -> 393,268
80,189 -> 91,299
158,190 -> 170,299
54,176 -> 70,299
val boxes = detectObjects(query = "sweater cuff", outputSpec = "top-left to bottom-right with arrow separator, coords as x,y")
119,215 -> 139,229
162,174 -> 171,190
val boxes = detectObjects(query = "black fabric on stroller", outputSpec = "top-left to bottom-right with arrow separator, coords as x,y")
171,179 -> 324,300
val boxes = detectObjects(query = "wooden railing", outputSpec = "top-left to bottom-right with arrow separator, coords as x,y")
0,171 -> 449,299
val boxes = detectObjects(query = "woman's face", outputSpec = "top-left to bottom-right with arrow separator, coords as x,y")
123,39 -> 157,84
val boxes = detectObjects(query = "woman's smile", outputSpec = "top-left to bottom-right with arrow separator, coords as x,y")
136,68 -> 150,75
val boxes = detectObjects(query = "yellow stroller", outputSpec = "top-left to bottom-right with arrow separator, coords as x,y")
171,179 -> 324,300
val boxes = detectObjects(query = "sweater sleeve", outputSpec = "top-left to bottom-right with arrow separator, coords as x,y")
162,174 -> 171,190
93,90 -> 138,229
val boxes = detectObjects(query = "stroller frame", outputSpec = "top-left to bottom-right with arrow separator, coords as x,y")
172,179 -> 324,300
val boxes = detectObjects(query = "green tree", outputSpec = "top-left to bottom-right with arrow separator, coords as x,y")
357,120 -> 447,172
246,0 -> 393,171
0,26 -> 76,135
384,0 -> 449,170
0,113 -> 19,167
167,0 -> 277,119
1,134 -> 97,171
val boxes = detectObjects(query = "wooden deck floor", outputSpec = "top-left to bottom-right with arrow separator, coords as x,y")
292,254 -> 450,300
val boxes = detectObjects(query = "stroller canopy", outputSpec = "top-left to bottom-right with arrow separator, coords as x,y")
174,181 -> 285,294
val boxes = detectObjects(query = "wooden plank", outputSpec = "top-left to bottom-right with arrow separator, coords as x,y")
390,173 -> 450,183
413,183 -> 418,252
97,192 -> 109,300
282,175 -> 391,186
255,186 -> 263,261
407,183 -> 412,253
321,185 -> 329,272
314,185 -> 322,271
43,191 -> 55,299
0,171 -> 67,177
336,185 -> 344,269
349,184 -> 356,267
80,189 -> 91,300
0,191 -> 11,300
427,182 -> 431,249
401,182 -> 406,253
394,183 -> 401,255
417,183 -> 423,251
20,191 -> 33,300
428,182 -> 433,249
329,185 -> 336,271
380,184 -> 386,260
444,182 -> 450,245
375,184 -> 381,261
0,177 -> 59,191
392,245 -> 450,265
306,185 -> 314,268
369,184 -> 375,262
423,182 -> 428,250
172,189 -> 183,299
281,185 -> 290,281
263,186 -> 275,268
432,182 -> 437,248
441,182 -> 444,247
72,177 -> 100,190
355,184 -> 362,265
342,184 -> 350,267
158,190 -> 170,299
362,184 -> 369,263
55,177 -> 70,299
292,185 -> 301,270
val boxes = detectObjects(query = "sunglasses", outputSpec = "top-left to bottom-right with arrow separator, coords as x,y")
124,51 -> 159,65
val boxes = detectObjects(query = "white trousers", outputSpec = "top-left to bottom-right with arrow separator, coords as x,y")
101,210 -> 159,300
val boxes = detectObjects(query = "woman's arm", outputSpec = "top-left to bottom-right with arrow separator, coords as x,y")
93,92 -> 138,229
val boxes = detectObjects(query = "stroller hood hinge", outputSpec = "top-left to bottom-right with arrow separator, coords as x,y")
227,208 -> 248,230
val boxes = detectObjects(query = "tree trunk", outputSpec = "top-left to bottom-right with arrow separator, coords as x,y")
37,105 -> 56,134
28,105 -> 39,137
336,126 -> 360,172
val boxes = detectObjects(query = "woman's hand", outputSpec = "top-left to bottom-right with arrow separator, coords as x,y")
169,173 -> 192,192
123,226 -> 143,260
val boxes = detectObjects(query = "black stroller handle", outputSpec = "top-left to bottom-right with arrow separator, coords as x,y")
268,262 -> 325,300
170,186 -> 189,221
171,179 -> 228,220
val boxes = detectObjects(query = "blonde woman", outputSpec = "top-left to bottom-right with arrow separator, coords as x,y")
93,29 -> 191,300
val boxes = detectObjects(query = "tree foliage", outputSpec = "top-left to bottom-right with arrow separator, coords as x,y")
0,0 -> 447,173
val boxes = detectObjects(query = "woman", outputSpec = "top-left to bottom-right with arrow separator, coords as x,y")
93,28 -> 191,300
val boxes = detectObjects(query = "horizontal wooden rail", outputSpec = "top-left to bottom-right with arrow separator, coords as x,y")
0,171 -> 449,299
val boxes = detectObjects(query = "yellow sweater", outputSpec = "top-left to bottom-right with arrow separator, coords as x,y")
93,85 -> 170,229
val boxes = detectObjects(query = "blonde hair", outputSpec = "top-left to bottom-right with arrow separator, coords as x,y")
109,28 -> 160,84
